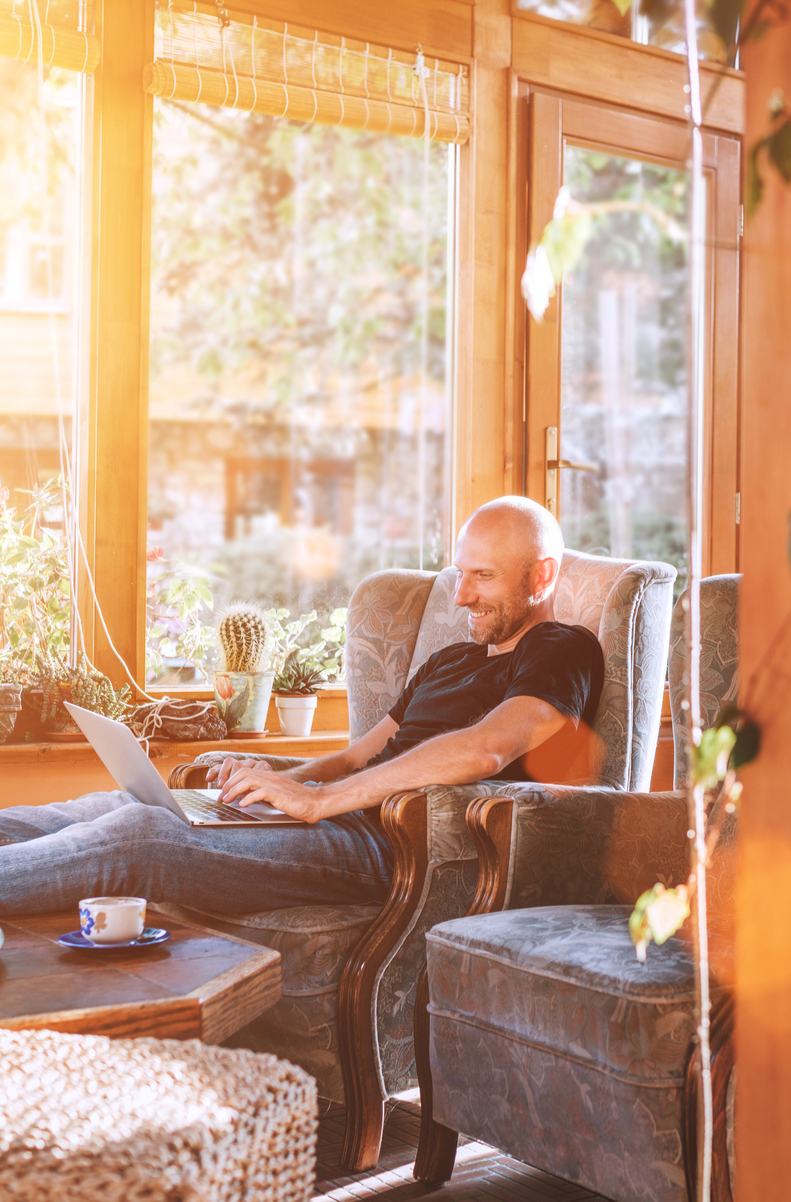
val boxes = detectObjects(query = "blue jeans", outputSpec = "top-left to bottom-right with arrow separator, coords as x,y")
0,792 -> 394,915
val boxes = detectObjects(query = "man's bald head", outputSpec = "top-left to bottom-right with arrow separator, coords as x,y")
454,497 -> 564,648
460,497 -> 564,585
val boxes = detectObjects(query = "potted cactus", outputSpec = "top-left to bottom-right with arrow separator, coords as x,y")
213,603 -> 274,737
272,655 -> 323,737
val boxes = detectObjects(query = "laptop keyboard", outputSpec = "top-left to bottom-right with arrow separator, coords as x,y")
176,790 -> 253,822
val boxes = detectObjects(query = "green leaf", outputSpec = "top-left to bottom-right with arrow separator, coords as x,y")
542,209 -> 594,283
629,884 -> 689,963
692,725 -> 737,789
731,718 -> 761,770
768,119 -> 791,183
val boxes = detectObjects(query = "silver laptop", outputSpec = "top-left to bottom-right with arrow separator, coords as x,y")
64,702 -> 305,827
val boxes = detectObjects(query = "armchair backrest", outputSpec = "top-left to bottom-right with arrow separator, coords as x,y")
345,549 -> 677,790
669,574 -> 740,789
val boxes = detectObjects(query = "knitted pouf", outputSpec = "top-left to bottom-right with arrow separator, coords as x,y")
0,1028 -> 317,1201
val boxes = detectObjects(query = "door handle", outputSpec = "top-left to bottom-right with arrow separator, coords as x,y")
546,459 -> 598,472
544,427 -> 598,516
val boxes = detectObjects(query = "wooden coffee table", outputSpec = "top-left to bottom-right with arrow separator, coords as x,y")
0,909 -> 281,1043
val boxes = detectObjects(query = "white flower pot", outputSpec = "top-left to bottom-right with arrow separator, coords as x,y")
275,694 -> 318,737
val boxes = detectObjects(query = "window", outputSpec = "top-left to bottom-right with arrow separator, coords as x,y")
146,99 -> 451,684
0,58 -> 81,526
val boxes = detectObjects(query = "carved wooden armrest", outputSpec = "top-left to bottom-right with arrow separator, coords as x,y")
336,783 -> 501,1173
168,753 -> 308,790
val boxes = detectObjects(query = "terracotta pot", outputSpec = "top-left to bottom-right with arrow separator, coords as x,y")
40,682 -> 87,740
274,693 -> 318,737
0,683 -> 23,746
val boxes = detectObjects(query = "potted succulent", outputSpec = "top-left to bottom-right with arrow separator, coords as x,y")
35,651 -> 132,740
213,603 -> 274,737
272,655 -> 324,737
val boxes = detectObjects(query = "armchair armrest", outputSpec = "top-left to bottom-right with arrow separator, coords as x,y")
168,753 -> 309,789
468,785 -> 689,911
336,780 -> 502,1171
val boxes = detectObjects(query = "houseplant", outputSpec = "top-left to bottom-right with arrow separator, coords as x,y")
35,651 -> 132,740
272,655 -> 324,737
0,674 -> 23,745
213,603 -> 274,737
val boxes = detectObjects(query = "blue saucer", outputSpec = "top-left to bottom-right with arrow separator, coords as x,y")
57,927 -> 170,951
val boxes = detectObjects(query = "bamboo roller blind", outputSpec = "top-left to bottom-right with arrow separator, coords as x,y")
144,1 -> 470,144
0,0 -> 99,73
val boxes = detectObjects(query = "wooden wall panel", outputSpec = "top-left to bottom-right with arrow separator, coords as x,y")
736,21 -> 791,1200
228,0 -> 474,62
512,14 -> 744,135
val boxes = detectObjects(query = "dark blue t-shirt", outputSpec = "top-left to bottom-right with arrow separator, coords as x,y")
366,621 -> 604,783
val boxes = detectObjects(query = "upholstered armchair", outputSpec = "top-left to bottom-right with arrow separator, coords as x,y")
165,550 -> 676,1171
416,575 -> 739,1202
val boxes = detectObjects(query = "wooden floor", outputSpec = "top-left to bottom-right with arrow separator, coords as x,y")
313,1095 -> 611,1202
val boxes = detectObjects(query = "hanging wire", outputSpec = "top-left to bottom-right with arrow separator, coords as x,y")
414,45 -> 431,571
681,2 -> 712,1199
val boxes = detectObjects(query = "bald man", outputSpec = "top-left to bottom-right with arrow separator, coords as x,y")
0,497 -> 603,915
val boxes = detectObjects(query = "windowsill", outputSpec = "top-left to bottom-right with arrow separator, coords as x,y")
0,730 -> 350,765
145,683 -> 347,700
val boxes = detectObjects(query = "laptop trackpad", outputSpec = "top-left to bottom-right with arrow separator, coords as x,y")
227,798 -> 290,820
193,788 -> 290,821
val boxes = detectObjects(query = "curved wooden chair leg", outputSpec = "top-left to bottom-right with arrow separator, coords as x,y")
414,796 -> 516,1185
413,966 -> 459,1183
337,791 -> 433,1173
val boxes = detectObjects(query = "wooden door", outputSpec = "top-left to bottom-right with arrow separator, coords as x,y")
524,93 -> 741,580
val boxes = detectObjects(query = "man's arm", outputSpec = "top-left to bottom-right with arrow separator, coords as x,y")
217,695 -> 567,823
207,714 -> 399,788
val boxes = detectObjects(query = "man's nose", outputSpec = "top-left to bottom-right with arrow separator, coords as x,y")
454,574 -> 475,607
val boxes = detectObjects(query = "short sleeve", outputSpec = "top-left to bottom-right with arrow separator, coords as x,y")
504,625 -> 602,727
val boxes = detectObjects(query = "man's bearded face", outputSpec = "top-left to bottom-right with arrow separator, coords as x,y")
463,587 -> 538,645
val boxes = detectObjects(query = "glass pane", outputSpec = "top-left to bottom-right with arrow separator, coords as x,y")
147,102 -> 450,686
513,0 -> 732,64
0,61 -> 81,671
559,145 -> 690,585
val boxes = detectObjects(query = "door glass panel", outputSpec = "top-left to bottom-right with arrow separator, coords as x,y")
559,145 -> 690,585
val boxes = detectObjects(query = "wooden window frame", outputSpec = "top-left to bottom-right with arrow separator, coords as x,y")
75,0 -> 744,692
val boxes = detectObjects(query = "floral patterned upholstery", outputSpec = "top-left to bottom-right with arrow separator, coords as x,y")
425,576 -> 740,1201
670,575 -> 740,788
427,903 -> 733,1202
183,552 -> 675,1105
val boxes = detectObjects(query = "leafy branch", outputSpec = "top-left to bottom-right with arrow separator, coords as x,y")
522,186 -> 686,321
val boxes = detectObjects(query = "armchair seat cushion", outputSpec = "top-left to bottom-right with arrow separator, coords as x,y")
427,906 -> 730,1088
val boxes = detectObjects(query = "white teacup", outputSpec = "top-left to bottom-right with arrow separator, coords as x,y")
79,896 -> 146,944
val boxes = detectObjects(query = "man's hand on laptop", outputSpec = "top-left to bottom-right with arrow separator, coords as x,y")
217,764 -> 325,824
207,757 -> 274,789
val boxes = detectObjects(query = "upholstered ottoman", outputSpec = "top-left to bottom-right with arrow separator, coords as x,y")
426,905 -> 732,1202
0,1028 -> 317,1201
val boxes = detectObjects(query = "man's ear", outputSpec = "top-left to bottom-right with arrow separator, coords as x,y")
534,556 -> 559,597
